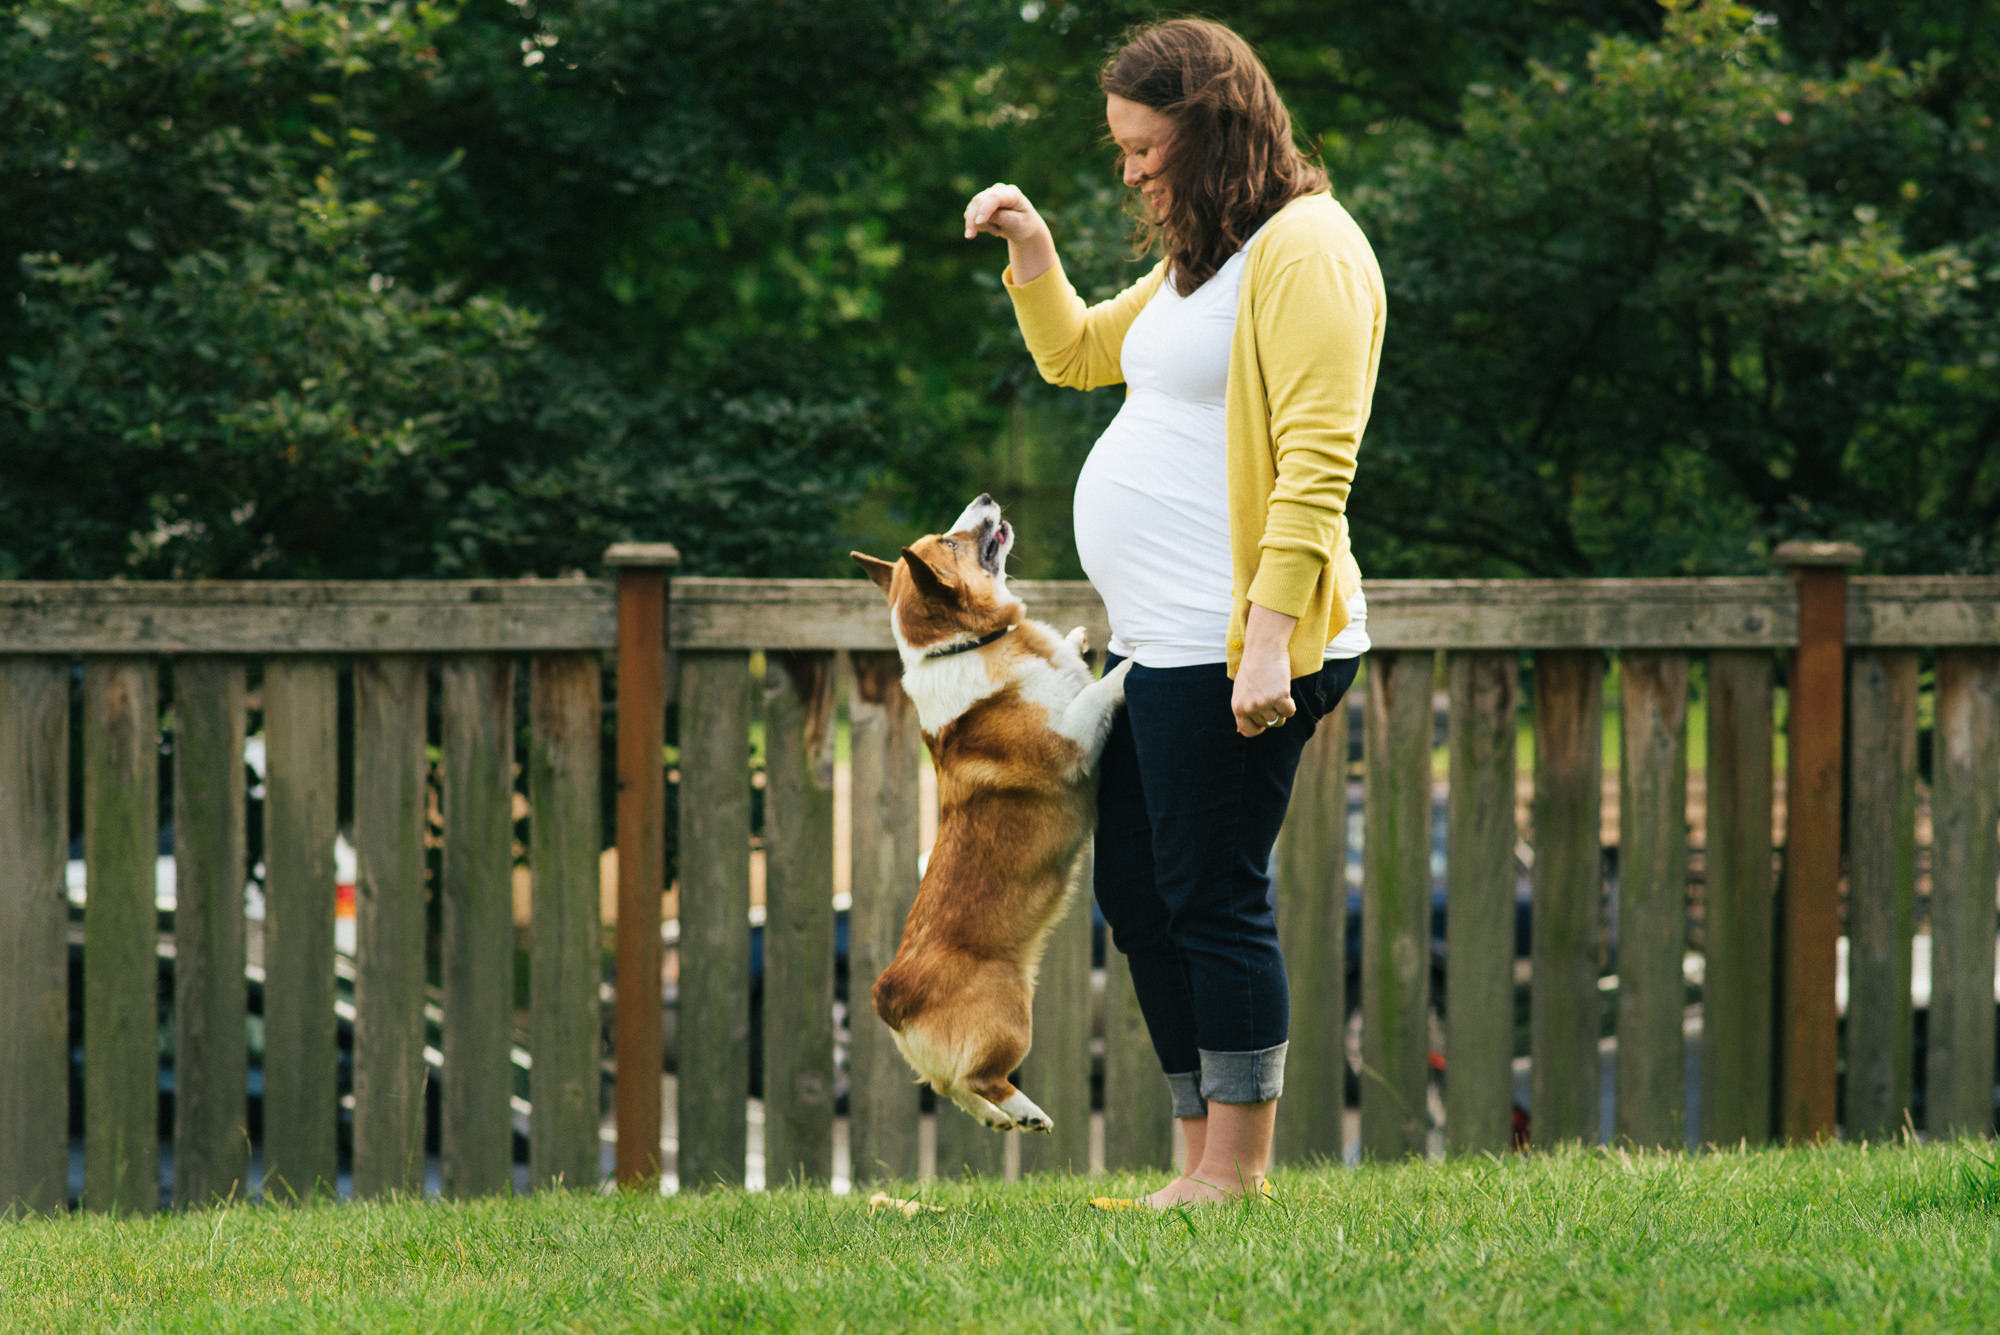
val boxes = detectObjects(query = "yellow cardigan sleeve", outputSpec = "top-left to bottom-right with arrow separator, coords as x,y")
1243,251 -> 1379,618
1003,257 -> 1167,391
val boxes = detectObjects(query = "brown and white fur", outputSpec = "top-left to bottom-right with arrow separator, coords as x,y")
851,494 -> 1131,1133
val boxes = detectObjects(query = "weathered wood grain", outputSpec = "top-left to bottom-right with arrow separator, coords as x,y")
351,655 -> 430,1198
668,578 -> 1801,652
1361,653 -> 1437,1160
1700,652 -> 1777,1147
1531,651 -> 1604,1148
0,658 -> 71,1213
1614,652 -> 1690,1149
1843,650 -> 1919,1141
9,574 -> 2000,655
612,565 -> 669,1190
1781,567 -> 1849,1143
676,652 -> 753,1189
0,581 -> 615,653
845,653 -> 925,1186
1443,652 -> 1519,1157
529,653 -> 604,1191
1848,577 -> 2000,646
440,655 -> 518,1198
260,657 -> 340,1200
171,657 -> 250,1207
1927,649 -> 2000,1137
1273,694 -> 1352,1167
761,653 -> 838,1188
83,658 -> 161,1214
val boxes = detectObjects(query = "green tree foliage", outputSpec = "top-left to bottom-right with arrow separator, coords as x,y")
1,0 -> 901,578
4,0 -> 1996,580
1352,1 -> 1997,575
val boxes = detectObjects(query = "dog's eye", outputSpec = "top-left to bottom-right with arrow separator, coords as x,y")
940,539 -> 958,552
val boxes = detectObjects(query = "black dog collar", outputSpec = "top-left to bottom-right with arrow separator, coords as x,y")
924,626 -> 1014,660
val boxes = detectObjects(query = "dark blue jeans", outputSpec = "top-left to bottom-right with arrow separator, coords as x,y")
1094,653 -> 1360,1114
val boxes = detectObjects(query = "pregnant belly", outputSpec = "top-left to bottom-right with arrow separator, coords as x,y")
1072,395 -> 1234,664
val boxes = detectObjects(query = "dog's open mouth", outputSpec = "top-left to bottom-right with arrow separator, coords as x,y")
979,520 -> 1011,575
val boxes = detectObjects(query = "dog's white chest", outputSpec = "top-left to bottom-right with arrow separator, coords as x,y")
897,627 -> 1089,735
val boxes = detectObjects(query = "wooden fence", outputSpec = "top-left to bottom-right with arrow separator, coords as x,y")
4,543 -> 1999,1212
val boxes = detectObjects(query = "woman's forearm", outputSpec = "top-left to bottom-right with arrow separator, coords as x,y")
1007,229 -> 1058,286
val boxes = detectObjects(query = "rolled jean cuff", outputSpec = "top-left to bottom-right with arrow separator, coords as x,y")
1165,1071 -> 1208,1120
1198,1042 -> 1288,1105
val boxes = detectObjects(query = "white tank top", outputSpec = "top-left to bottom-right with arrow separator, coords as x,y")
1073,240 -> 1370,668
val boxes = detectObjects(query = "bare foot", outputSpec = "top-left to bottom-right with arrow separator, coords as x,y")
1141,1173 -> 1264,1208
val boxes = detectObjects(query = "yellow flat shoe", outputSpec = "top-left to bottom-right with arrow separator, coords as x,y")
1087,1196 -> 1150,1211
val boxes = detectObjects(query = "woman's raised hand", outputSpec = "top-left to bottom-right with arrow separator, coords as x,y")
963,183 -> 1045,242
964,183 -> 1058,285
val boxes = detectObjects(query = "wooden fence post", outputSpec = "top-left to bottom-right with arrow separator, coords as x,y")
1774,540 -> 1861,1143
606,543 -> 679,1191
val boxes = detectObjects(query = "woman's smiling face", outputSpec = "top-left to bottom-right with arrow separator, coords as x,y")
1106,94 -> 1176,214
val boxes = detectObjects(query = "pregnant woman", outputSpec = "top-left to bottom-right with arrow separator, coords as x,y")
962,17 -> 1387,1206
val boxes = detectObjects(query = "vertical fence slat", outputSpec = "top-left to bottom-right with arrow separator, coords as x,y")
611,553 -> 672,1190
1614,652 -> 1690,1149
0,658 -> 71,1213
676,651 -> 752,1189
1531,650 -> 1604,1148
1444,651 -> 1519,1157
1273,696 -> 1349,1166
172,657 -> 249,1206
1928,648 -> 2000,1137
846,652 -> 924,1185
440,655 -> 518,1198
83,658 -> 160,1214
529,652 -> 604,1190
1101,943 -> 1173,1172
1845,649 -> 1919,1140
1361,651 -> 1436,1160
261,657 -> 340,1200
1701,651 -> 1776,1146
762,652 -> 837,1188
352,654 -> 429,1198
1019,843 -> 1093,1177
1778,550 -> 1856,1142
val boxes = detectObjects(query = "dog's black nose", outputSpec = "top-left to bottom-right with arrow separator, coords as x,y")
975,492 -> 992,507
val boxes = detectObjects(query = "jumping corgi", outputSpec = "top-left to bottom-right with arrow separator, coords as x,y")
851,494 -> 1131,1133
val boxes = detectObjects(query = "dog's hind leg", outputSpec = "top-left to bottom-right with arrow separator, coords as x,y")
963,1074 -> 1052,1134
944,1085 -> 1017,1131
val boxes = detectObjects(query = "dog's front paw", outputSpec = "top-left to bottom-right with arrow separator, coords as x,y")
1065,626 -> 1090,657
1103,656 -> 1134,702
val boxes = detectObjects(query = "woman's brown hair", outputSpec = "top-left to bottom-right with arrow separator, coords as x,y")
1102,19 -> 1328,293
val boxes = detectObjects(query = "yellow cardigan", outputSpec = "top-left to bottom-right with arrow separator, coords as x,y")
1004,191 -> 1386,679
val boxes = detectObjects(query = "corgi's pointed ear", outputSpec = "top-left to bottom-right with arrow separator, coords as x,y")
900,546 -> 954,600
851,551 -> 898,599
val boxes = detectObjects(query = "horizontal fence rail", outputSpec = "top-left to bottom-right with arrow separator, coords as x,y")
6,557 -> 2000,1213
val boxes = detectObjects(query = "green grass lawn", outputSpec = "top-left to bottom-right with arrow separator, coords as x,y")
5,1141 -> 1998,1333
